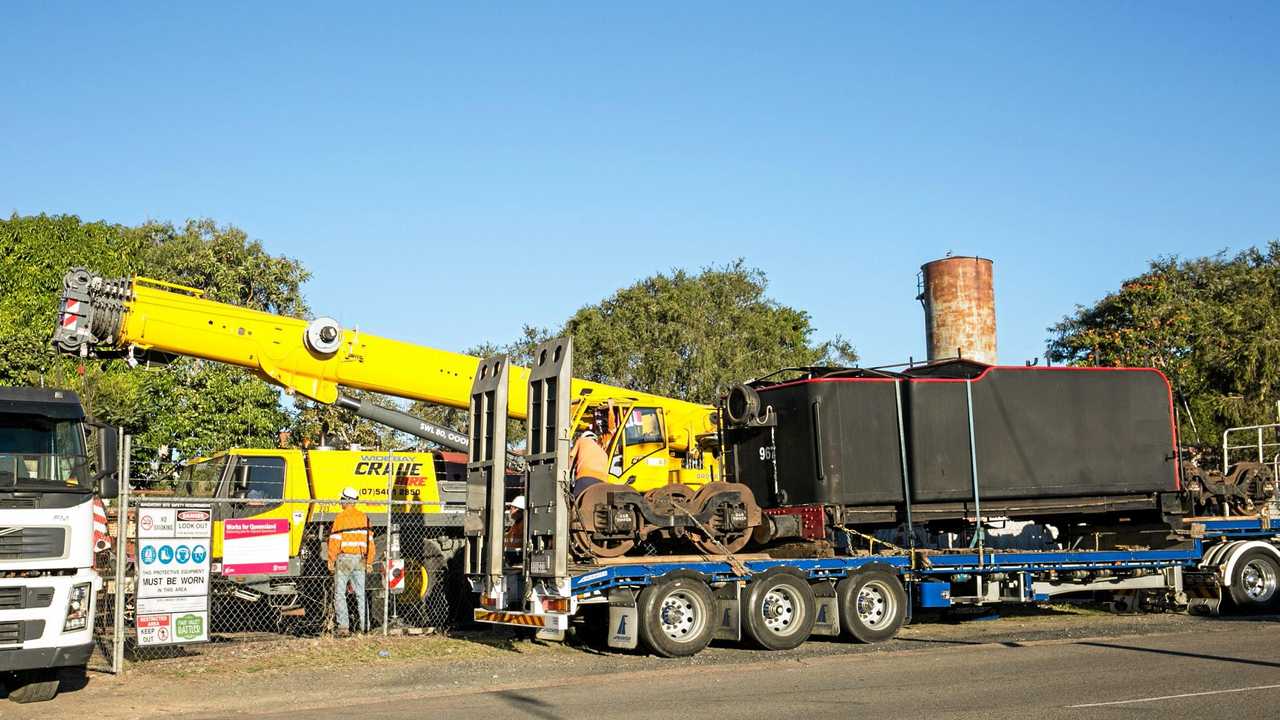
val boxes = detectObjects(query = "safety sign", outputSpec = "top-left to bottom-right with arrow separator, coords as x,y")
222,518 -> 291,576
137,611 -> 208,645
138,507 -> 211,539
137,503 -> 211,646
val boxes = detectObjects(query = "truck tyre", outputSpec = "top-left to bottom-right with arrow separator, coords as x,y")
742,571 -> 815,651
1228,548 -> 1280,609
837,569 -> 907,643
6,669 -> 60,703
637,576 -> 715,657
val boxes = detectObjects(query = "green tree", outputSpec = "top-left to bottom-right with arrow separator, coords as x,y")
0,214 -> 310,470
0,213 -> 145,385
135,219 -> 308,316
1048,243 -> 1280,447
564,260 -> 856,404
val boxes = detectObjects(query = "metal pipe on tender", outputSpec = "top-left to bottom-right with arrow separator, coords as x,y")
965,378 -> 984,561
893,379 -> 914,547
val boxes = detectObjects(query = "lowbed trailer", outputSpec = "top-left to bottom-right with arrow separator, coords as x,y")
465,338 -> 1280,657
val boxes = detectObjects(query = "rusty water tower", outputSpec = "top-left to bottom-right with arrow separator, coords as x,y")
918,256 -> 997,365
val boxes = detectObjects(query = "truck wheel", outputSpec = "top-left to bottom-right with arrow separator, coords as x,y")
837,569 -> 906,643
1228,548 -> 1280,608
6,669 -> 60,703
742,571 -> 815,651
637,576 -> 715,657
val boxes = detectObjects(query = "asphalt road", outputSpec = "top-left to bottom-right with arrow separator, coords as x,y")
245,620 -> 1280,720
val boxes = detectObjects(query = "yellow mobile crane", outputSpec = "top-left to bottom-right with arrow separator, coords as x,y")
52,269 -> 760,556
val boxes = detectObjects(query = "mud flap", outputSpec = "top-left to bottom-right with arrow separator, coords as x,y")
811,581 -> 840,636
607,589 -> 639,650
1183,570 -> 1223,616
712,582 -> 741,642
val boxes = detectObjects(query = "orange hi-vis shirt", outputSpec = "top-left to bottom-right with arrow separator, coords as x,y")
328,506 -> 376,564
570,437 -> 610,481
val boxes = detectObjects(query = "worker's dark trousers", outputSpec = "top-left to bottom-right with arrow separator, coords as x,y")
573,476 -> 604,497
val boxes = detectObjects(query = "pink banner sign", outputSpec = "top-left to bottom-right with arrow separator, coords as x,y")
222,518 -> 291,576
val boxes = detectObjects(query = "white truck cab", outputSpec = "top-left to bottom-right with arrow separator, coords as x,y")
0,388 -> 118,703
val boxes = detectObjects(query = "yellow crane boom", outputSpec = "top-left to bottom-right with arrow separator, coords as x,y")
51,269 -> 717,454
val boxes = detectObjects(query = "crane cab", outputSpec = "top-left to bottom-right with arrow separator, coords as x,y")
576,400 -> 715,493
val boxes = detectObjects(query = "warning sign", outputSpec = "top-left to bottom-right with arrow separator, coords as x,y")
138,538 -> 210,597
137,611 -> 208,645
137,503 -> 211,646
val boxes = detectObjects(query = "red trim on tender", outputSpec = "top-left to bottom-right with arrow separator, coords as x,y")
754,365 -> 1181,491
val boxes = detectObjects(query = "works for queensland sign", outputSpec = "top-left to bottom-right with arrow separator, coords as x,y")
222,518 -> 290,575
137,505 -> 211,645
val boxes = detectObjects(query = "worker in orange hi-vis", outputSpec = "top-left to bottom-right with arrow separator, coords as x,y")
569,429 -> 610,496
327,486 -> 376,636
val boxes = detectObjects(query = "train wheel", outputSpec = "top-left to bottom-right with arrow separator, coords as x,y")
637,576 -> 715,657
1228,548 -> 1280,608
836,569 -> 907,643
571,482 -> 640,558
687,482 -> 760,555
742,570 -> 815,650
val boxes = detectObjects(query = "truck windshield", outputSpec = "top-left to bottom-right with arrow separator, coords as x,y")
177,456 -> 229,497
0,413 -> 89,490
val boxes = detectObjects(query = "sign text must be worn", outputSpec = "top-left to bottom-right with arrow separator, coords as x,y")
136,503 -> 211,646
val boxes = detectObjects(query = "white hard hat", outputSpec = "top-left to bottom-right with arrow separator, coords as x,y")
340,486 -> 359,502
581,430 -> 597,439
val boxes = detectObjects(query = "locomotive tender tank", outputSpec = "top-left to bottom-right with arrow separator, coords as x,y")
725,360 -> 1179,520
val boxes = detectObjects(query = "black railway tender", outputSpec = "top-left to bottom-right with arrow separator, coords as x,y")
723,360 -> 1188,542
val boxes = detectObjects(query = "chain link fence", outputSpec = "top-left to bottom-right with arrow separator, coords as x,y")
92,495 -> 470,669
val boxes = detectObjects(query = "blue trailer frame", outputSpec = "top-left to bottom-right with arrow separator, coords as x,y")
472,515 -> 1280,653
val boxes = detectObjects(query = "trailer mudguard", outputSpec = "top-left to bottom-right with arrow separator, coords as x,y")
1214,540 -> 1280,587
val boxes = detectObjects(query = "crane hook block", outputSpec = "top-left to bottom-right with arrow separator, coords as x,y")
305,317 -> 343,356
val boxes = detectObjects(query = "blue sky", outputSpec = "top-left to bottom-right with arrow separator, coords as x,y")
3,3 -> 1277,368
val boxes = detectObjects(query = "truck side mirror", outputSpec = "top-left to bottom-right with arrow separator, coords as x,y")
96,425 -> 121,499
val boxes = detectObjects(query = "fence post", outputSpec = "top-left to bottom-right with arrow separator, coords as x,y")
111,434 -> 131,674
383,448 -> 392,636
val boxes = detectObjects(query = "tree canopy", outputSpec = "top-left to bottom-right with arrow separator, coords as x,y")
564,260 -> 856,405
1048,243 -> 1280,447
0,214 -> 309,465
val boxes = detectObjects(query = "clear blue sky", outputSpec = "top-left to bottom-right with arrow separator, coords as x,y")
4,3 -> 1277,367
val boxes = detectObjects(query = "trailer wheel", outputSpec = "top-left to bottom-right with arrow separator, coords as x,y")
742,571 -> 815,651
1228,548 -> 1280,608
637,576 -> 715,657
837,570 -> 906,643
5,669 -> 59,703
